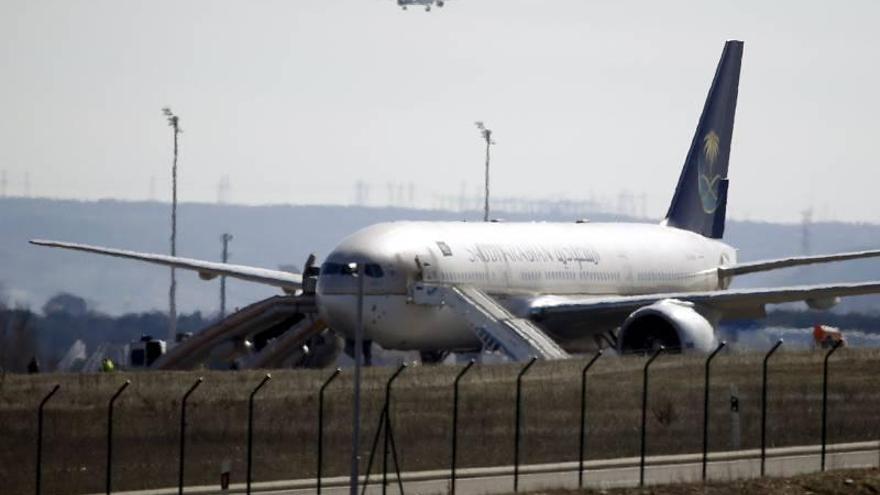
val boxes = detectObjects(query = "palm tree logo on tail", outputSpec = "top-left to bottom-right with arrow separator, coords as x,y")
698,130 -> 722,214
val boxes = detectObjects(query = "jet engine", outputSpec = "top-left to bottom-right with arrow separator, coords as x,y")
806,296 -> 840,311
618,299 -> 717,353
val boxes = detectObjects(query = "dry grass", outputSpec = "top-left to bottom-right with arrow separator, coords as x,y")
1,349 -> 878,494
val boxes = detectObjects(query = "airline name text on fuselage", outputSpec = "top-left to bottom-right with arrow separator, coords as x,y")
464,243 -> 601,266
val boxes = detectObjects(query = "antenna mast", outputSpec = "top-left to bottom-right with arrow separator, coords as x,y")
475,122 -> 495,222
162,107 -> 182,343
220,233 -> 233,318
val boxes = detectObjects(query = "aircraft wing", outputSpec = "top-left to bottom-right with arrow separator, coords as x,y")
529,281 -> 880,321
30,240 -> 303,292
719,249 -> 880,278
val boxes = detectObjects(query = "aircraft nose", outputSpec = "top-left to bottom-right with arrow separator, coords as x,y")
316,255 -> 385,294
317,293 -> 360,339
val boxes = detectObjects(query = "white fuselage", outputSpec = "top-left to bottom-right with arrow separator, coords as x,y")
316,221 -> 736,352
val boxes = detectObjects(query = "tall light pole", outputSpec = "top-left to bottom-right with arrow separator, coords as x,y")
162,107 -> 181,343
349,262 -> 365,495
220,233 -> 233,319
475,122 -> 495,222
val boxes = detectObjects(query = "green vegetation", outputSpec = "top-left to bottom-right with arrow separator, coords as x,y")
2,349 -> 879,493
0,297 -> 210,372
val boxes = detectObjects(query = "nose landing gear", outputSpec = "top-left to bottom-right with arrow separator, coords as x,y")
419,350 -> 449,364
344,338 -> 374,366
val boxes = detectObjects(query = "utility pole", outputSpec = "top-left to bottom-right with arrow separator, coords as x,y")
386,182 -> 395,207
162,107 -> 182,343
349,263 -> 365,495
220,233 -> 232,319
801,207 -> 813,256
217,175 -> 231,204
458,181 -> 467,212
475,122 -> 495,222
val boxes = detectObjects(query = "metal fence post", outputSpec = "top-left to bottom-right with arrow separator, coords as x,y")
106,380 -> 131,495
247,374 -> 272,495
578,350 -> 602,488
760,339 -> 783,477
701,341 -> 726,482
317,368 -> 341,495
35,384 -> 60,495
383,364 -> 406,495
639,346 -> 664,487
450,359 -> 475,495
361,408 -> 386,495
513,357 -> 537,493
821,340 -> 843,471
178,377 -> 203,495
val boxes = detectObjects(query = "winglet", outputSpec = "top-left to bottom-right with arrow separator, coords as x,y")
719,249 -> 880,278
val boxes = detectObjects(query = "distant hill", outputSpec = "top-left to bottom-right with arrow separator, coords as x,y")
1,197 -> 879,315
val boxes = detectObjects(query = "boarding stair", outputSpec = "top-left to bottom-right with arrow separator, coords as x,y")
151,294 -> 320,370
410,282 -> 569,361
239,316 -> 327,369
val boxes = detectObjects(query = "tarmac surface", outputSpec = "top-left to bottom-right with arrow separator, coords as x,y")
90,441 -> 880,495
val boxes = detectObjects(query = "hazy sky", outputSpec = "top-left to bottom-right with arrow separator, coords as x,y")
1,0 -> 878,223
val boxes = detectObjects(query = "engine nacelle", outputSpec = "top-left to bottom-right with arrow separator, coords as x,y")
806,296 -> 840,310
618,299 -> 717,353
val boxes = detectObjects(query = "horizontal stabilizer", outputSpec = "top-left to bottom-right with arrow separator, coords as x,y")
719,249 -> 880,278
30,239 -> 302,292
530,280 -> 880,320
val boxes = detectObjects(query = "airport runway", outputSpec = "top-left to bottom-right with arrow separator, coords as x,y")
95,441 -> 879,495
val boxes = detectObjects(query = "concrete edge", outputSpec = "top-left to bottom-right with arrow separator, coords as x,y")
89,440 -> 880,495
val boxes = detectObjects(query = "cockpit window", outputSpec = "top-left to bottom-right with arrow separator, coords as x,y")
321,262 -> 384,278
364,264 -> 384,278
321,262 -> 346,275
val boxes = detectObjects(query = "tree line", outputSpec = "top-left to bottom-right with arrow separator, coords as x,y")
0,292 -> 209,372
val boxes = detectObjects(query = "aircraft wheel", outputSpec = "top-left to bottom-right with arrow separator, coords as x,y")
419,350 -> 448,364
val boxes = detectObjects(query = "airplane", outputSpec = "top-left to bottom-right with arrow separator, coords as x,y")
396,0 -> 445,12
31,40 -> 880,364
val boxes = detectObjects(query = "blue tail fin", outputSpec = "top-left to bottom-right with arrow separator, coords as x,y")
664,40 -> 743,239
